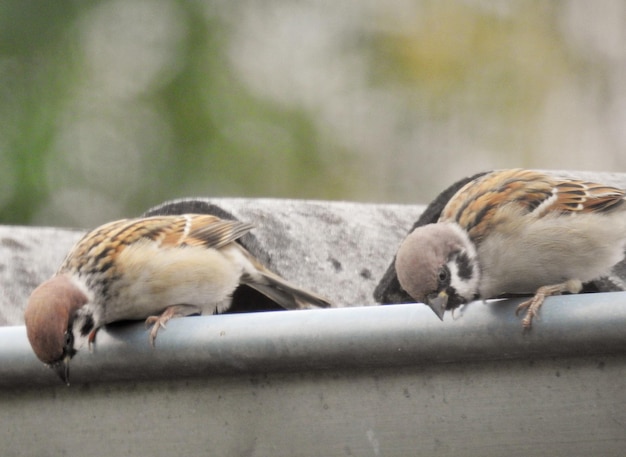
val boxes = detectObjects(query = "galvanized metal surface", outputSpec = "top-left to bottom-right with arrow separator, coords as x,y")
2,292 -> 626,387
1,293 -> 626,456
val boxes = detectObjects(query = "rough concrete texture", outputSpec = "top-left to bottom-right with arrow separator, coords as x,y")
0,226 -> 84,325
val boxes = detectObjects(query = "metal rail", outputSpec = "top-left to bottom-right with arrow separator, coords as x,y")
3,291 -> 626,388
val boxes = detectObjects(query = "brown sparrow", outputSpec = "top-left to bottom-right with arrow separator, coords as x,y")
394,169 -> 626,328
24,214 -> 332,384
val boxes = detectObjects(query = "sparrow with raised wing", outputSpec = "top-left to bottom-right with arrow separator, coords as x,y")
394,169 -> 626,328
24,214 -> 332,384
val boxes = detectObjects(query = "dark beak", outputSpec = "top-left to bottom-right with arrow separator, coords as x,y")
50,356 -> 71,386
426,291 -> 448,321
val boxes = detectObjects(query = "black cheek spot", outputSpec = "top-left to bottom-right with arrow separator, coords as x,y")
455,252 -> 473,281
80,314 -> 95,337
445,287 -> 465,309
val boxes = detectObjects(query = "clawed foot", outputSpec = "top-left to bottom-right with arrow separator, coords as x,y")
87,327 -> 100,352
145,307 -> 178,348
515,280 -> 582,330
515,294 -> 544,330
144,304 -> 200,347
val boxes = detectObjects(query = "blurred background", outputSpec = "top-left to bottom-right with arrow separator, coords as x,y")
2,0 -> 626,227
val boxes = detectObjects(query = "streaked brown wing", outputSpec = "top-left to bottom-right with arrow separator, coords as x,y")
440,169 -> 553,243
553,181 -> 626,213
185,215 -> 254,249
59,215 -> 254,274
440,169 -> 626,244
116,214 -> 253,249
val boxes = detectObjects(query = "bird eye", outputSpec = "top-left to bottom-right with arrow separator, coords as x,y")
63,331 -> 77,358
64,331 -> 74,348
437,267 -> 450,285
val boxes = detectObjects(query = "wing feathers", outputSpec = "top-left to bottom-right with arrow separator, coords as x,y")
109,215 -> 253,249
441,169 -> 626,244
241,268 -> 333,310
187,217 -> 254,249
554,182 -> 625,214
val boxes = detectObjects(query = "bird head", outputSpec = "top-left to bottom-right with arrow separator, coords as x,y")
395,222 -> 479,320
24,275 -> 88,385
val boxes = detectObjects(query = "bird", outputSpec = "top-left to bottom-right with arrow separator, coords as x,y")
394,168 -> 626,329
24,214 -> 332,385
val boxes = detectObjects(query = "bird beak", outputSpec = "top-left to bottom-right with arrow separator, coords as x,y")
51,356 -> 71,386
426,291 -> 448,321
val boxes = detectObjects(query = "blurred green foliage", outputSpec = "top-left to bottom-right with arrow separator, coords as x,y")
1,0 -> 346,227
1,1 -> 624,227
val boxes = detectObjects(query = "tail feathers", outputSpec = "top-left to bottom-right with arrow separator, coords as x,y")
242,269 -> 332,310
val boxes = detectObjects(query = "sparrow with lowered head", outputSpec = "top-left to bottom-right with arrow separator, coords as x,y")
395,169 -> 626,328
24,214 -> 332,384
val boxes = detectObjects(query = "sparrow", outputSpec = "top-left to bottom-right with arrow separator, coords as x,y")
24,214 -> 332,384
394,168 -> 626,328
373,171 -> 488,304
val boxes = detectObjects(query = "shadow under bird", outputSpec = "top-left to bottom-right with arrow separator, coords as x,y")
24,214 -> 332,385
394,168 -> 626,327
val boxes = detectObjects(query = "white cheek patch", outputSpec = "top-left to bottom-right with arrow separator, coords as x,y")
447,254 -> 480,302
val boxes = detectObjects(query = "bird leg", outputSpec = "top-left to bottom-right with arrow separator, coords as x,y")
515,279 -> 582,329
145,304 -> 201,347
87,327 -> 100,352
